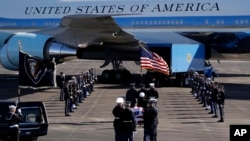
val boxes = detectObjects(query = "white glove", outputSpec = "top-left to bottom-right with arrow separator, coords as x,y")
17,108 -> 22,114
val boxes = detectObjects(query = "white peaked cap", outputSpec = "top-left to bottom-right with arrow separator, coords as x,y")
9,105 -> 16,109
116,97 -> 124,103
149,83 -> 155,87
148,98 -> 157,103
139,92 -> 145,97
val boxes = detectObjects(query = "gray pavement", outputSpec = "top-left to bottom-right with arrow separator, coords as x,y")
0,60 -> 250,141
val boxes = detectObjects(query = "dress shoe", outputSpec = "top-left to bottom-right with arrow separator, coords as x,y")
212,115 -> 218,118
208,112 -> 214,114
65,114 -> 71,116
217,119 -> 224,122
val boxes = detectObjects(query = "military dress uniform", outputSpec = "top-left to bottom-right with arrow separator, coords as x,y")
64,83 -> 71,116
137,92 -> 148,109
120,102 -> 137,141
112,98 -> 124,141
6,105 -> 22,141
126,84 -> 137,107
217,87 -> 225,122
57,72 -> 66,101
146,83 -> 159,102
211,84 -> 219,118
143,99 -> 159,141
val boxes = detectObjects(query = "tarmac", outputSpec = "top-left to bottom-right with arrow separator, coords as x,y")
0,60 -> 250,141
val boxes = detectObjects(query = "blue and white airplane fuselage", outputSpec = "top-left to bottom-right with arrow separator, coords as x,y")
1,0 -> 250,31
0,0 -> 250,73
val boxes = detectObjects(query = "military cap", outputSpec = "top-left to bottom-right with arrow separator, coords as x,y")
149,83 -> 155,87
116,97 -> 124,103
148,98 -> 157,103
139,92 -> 145,97
9,105 -> 16,109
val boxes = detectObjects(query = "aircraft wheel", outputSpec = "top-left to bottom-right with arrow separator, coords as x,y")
101,70 -> 111,82
114,70 -> 123,82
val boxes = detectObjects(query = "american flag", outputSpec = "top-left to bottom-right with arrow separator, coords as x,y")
140,47 -> 169,75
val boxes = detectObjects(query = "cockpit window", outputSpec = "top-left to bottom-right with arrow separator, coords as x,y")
20,107 -> 44,123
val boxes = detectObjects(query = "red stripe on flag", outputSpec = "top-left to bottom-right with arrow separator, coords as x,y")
140,47 -> 169,75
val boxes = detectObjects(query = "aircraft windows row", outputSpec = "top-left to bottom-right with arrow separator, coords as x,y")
235,19 -> 249,24
45,22 -> 60,26
206,19 -> 249,25
216,20 -> 224,25
0,19 -> 248,27
0,22 -> 60,27
131,20 -> 184,25
214,19 -> 249,25
131,19 -> 249,26
0,22 -> 17,27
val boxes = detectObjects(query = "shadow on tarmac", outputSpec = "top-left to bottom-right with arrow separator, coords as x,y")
49,121 -> 113,126
219,73 -> 250,77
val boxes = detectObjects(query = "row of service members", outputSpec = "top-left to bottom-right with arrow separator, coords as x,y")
57,69 -> 97,116
113,97 -> 158,141
188,72 -> 225,122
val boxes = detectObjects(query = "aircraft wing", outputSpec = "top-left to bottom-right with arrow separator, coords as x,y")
125,29 -> 200,45
0,14 -> 143,70
35,14 -> 139,51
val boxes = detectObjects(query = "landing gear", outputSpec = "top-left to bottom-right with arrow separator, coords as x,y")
100,58 -> 131,83
101,69 -> 131,83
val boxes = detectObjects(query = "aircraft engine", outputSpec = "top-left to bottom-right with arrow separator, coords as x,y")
0,32 -> 76,70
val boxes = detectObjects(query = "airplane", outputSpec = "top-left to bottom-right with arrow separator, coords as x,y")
0,0 -> 250,83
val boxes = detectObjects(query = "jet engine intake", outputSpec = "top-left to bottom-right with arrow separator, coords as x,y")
0,32 -> 76,70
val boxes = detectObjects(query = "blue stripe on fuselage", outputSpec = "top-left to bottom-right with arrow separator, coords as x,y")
114,16 -> 250,28
0,15 -> 250,29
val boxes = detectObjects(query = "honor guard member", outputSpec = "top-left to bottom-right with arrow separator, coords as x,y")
57,72 -> 66,101
112,97 -> 125,141
137,84 -> 148,102
64,82 -> 71,116
146,83 -> 159,102
137,92 -> 147,109
125,83 -> 137,107
143,98 -> 159,141
211,82 -> 219,118
120,101 -> 137,141
217,84 -> 225,122
6,105 -> 22,141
